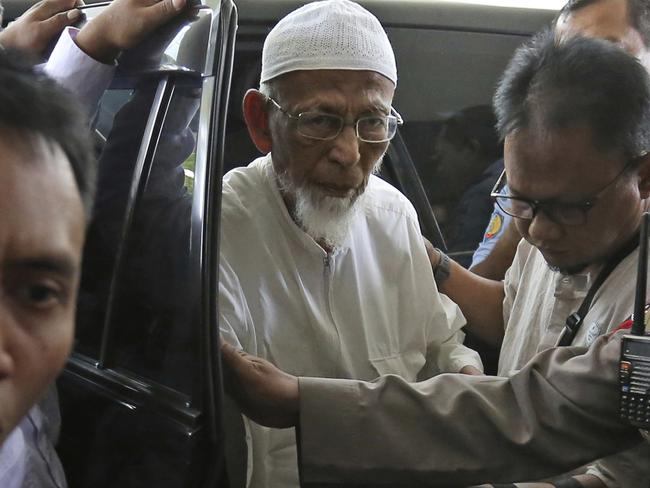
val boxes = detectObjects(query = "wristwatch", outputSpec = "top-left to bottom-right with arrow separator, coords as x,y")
433,248 -> 451,285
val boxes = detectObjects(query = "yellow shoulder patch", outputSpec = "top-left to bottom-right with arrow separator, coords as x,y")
484,213 -> 503,240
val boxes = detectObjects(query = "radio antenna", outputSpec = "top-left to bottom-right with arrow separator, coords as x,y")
632,212 -> 650,335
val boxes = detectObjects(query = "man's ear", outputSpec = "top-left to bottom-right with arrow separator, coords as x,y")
638,152 -> 650,199
243,89 -> 273,154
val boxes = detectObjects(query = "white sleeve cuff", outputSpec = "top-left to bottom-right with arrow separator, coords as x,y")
44,27 -> 116,112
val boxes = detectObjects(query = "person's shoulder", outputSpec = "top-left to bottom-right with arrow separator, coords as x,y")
363,175 -> 418,223
222,156 -> 271,216
223,156 -> 266,192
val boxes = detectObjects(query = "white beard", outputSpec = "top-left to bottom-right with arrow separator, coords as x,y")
275,172 -> 367,249
274,157 -> 384,248
295,185 -> 365,248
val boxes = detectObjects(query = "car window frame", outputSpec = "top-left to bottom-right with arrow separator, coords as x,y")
56,1 -> 238,486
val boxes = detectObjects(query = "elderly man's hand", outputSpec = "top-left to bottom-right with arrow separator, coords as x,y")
221,342 -> 300,429
0,0 -> 82,57
74,0 -> 187,64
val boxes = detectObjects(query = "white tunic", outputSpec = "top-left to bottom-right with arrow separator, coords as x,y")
219,155 -> 482,488
500,239 -> 650,487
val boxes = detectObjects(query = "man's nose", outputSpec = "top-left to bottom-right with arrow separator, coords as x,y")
526,209 -> 564,244
329,124 -> 361,167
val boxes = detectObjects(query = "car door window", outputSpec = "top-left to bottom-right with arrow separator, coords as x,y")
108,79 -> 202,395
388,27 -> 526,265
56,1 -> 239,485
75,73 -> 205,395
76,79 -> 158,359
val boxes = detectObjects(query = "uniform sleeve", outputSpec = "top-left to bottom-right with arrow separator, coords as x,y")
297,331 -> 643,487
470,203 -> 512,267
44,27 -> 116,113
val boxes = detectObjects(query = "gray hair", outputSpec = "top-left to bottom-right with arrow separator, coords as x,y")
258,80 -> 276,99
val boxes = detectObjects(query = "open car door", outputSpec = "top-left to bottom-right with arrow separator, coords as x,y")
56,1 -> 238,486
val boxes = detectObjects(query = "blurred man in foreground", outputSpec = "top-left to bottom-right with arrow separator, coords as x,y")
0,2 -> 187,486
0,50 -> 94,484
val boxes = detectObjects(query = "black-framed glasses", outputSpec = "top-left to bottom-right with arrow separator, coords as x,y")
490,160 -> 639,226
266,96 -> 403,143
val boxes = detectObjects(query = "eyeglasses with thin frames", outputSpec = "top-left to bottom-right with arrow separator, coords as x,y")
490,158 -> 642,226
266,95 -> 403,144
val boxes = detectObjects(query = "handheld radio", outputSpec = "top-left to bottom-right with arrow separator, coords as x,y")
619,212 -> 650,429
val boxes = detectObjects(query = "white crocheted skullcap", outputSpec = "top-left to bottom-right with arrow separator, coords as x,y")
261,0 -> 397,86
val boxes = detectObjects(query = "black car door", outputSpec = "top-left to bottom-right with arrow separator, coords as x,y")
56,1 -> 238,487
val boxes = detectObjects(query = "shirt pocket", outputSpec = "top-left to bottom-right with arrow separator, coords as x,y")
369,350 -> 426,382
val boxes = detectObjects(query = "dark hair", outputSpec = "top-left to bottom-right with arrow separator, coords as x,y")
0,48 -> 96,216
558,0 -> 650,46
494,29 -> 650,159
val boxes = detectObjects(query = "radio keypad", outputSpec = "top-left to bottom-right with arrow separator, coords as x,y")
620,354 -> 650,428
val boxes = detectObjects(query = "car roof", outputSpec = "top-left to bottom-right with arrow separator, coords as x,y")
234,0 -> 557,36
3,0 -> 557,37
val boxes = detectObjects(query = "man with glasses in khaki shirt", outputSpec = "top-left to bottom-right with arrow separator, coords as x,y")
426,6 -> 650,485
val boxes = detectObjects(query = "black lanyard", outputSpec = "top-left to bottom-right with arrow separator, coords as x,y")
557,235 -> 640,347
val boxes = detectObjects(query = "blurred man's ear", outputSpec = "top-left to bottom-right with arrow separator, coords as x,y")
243,89 -> 273,154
